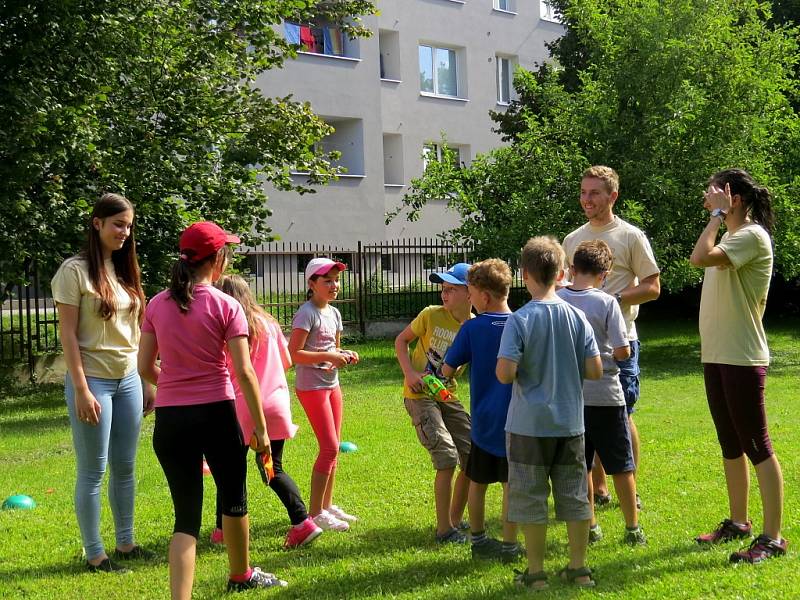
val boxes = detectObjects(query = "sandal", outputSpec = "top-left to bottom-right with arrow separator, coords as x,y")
513,568 -> 549,591
558,565 -> 596,588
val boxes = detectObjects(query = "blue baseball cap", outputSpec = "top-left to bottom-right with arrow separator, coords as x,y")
429,262 -> 470,285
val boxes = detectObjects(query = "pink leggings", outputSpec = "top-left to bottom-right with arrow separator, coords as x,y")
296,387 -> 343,475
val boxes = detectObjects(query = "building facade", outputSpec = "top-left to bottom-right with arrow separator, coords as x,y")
255,0 -> 563,247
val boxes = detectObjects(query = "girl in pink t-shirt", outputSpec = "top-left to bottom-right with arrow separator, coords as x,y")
138,222 -> 286,596
210,275 -> 322,549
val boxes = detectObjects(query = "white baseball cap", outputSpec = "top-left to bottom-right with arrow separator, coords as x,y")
305,257 -> 347,281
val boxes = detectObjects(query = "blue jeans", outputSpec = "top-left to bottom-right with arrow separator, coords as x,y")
616,340 -> 641,415
65,370 -> 143,560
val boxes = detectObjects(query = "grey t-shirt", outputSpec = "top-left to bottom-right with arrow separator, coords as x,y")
498,298 -> 599,437
292,301 -> 343,391
557,287 -> 628,406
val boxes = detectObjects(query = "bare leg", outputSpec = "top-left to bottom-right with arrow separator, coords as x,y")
753,455 -> 783,540
450,469 -> 469,527
565,519 -> 592,585
168,532 -> 196,600
587,470 -> 597,527
434,467 -> 455,535
591,455 -> 609,497
520,523 -> 547,587
501,483 -> 518,543
629,415 -> 640,472
223,514 -> 249,577
723,456 -> 750,524
309,470 -> 329,517
612,472 -> 638,528
468,482 -> 487,533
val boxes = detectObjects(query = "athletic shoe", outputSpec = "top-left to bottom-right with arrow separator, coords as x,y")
500,543 -> 525,564
624,526 -> 647,546
210,528 -> 224,545
729,534 -> 788,564
436,527 -> 467,544
594,493 -> 612,507
313,509 -> 349,532
226,567 -> 287,591
284,517 -> 323,549
112,545 -> 156,560
695,519 -> 752,545
456,520 -> 470,531
471,537 -> 503,560
589,524 -> 604,545
86,558 -> 130,573
327,504 -> 358,522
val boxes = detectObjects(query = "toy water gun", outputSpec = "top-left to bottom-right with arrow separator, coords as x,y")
250,435 -> 275,485
422,373 -> 452,402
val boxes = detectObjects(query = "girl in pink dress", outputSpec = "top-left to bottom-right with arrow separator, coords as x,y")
211,275 -> 323,548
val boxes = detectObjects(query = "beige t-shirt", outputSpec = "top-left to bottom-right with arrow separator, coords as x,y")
699,224 -> 772,366
51,256 -> 140,379
563,217 -> 660,340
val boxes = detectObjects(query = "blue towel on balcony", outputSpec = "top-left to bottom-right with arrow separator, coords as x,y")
284,22 -> 301,45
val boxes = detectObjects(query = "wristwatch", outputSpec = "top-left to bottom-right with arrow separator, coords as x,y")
614,292 -> 623,304
711,208 -> 727,222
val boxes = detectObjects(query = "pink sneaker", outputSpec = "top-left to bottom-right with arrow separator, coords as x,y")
210,528 -> 224,545
284,517 -> 323,549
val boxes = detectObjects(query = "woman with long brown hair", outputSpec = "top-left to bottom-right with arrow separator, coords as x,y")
52,193 -> 154,573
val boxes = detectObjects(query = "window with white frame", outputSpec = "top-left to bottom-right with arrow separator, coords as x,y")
423,143 -> 464,171
540,1 -> 561,22
494,0 -> 516,12
419,45 -> 458,97
496,56 -> 513,104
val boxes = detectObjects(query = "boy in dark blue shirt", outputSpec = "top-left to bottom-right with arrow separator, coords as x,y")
442,259 -> 521,563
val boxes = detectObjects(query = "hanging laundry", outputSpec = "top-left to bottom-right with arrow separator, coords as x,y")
300,26 -> 316,53
283,22 -> 301,45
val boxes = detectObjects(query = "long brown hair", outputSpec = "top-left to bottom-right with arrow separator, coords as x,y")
84,193 -> 145,323
216,274 -> 277,347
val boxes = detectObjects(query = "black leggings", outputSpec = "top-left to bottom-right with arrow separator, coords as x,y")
153,401 -> 248,539
216,439 -> 308,528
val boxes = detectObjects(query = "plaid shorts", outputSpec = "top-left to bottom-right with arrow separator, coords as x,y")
506,432 -> 591,525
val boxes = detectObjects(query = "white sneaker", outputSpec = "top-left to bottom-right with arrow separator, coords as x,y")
327,505 -> 358,522
313,509 -> 349,532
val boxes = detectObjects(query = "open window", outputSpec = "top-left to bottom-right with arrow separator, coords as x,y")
284,20 -> 360,59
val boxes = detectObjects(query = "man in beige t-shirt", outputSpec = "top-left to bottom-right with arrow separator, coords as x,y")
563,166 -> 660,506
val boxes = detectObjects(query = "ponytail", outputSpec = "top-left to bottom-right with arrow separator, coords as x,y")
750,186 -> 775,235
169,246 -> 231,312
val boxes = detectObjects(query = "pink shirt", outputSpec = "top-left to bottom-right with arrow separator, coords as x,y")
142,285 -> 248,407
229,316 -> 299,441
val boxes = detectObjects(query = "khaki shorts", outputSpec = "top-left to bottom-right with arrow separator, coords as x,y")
404,398 -> 471,471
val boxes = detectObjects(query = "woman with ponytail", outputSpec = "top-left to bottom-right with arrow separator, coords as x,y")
138,222 -> 286,597
52,193 -> 153,573
690,169 -> 786,563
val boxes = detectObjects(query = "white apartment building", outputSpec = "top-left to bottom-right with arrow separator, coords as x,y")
254,1 -> 562,247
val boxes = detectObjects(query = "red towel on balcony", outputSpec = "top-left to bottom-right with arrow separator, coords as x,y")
300,26 -> 316,53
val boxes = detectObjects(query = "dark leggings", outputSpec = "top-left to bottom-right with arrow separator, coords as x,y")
216,439 -> 308,528
153,401 -> 248,539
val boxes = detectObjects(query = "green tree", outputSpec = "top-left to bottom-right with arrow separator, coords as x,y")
394,0 -> 800,290
0,0 -> 375,291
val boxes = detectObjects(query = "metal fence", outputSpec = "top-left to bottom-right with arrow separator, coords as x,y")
2,239 -> 530,380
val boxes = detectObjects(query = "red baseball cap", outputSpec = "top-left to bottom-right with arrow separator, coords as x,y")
179,221 -> 240,263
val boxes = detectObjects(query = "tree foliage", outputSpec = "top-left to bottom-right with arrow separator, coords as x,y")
0,0 -> 375,291
395,0 -> 800,290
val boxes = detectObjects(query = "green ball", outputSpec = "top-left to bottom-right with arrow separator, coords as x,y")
339,441 -> 358,453
2,494 -> 36,510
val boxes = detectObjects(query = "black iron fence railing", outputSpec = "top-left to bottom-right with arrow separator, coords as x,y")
2,239 -> 529,380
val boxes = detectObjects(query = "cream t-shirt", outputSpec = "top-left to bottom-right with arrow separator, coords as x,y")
563,217 -> 660,340
699,224 -> 772,366
51,256 -> 140,379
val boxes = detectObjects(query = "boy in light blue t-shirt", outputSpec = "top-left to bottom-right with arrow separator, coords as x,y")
496,236 -> 601,591
442,259 -> 521,563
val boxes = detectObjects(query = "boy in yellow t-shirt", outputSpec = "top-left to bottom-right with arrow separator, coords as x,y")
395,263 -> 473,544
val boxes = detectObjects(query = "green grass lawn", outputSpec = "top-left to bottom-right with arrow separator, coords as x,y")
1,317 -> 798,599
